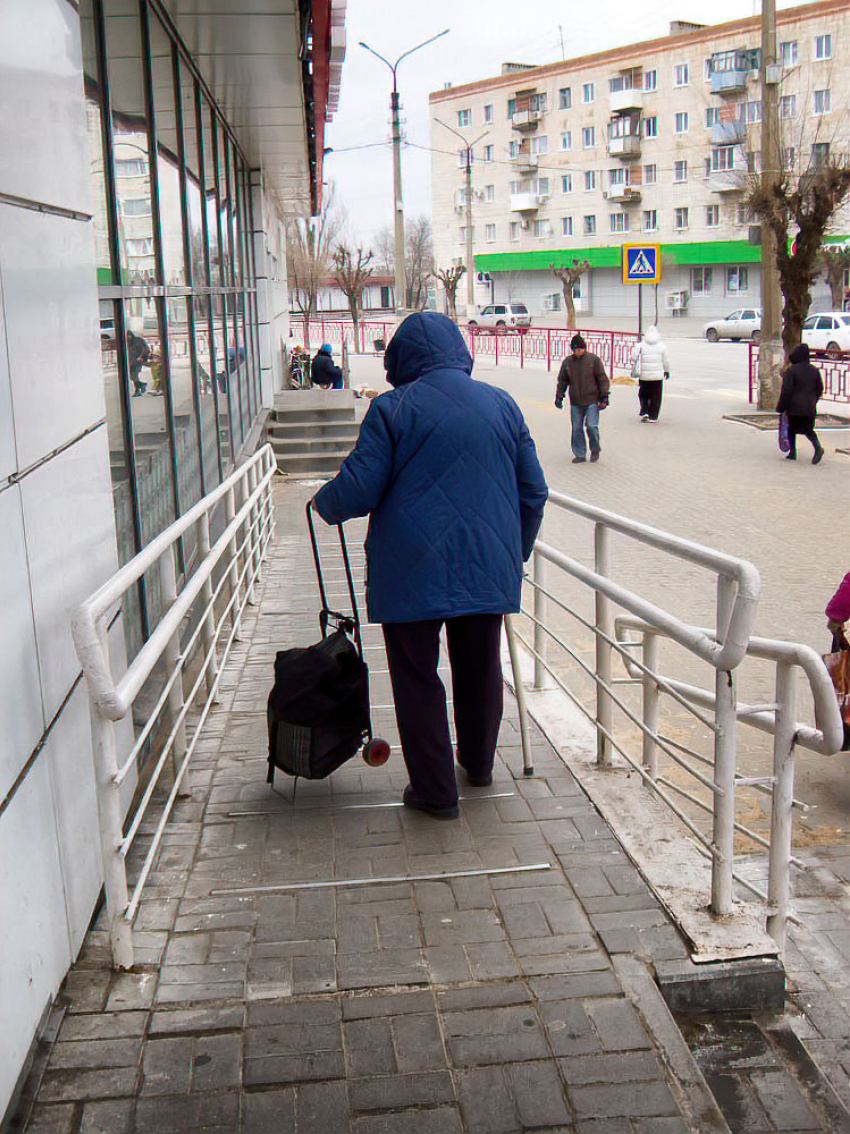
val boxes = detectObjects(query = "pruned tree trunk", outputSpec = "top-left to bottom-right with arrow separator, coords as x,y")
549,260 -> 590,329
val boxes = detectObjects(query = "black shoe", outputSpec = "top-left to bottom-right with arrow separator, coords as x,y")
572,456 -> 586,463
590,450 -> 600,462
457,765 -> 493,787
813,447 -> 825,465
640,414 -> 649,422
402,786 -> 459,820
785,452 -> 796,460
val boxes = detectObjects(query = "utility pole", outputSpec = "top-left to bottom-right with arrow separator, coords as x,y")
435,121 -> 488,318
361,30 -> 450,321
758,0 -> 783,408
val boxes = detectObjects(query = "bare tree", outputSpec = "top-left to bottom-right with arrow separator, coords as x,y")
286,183 -> 341,348
549,260 -> 590,329
818,243 -> 850,309
332,242 -> 374,353
436,264 -> 466,322
372,215 -> 434,309
372,225 -> 395,274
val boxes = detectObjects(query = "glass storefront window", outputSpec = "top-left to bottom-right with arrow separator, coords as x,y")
150,14 -> 186,286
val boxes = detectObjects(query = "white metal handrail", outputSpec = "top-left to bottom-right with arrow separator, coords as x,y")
72,444 -> 277,968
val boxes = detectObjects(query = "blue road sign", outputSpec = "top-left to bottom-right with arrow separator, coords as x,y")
622,244 -> 660,284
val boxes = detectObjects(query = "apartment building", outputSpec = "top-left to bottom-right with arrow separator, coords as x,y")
429,0 -> 850,322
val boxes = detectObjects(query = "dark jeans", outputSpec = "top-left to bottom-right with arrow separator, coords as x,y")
382,614 -> 504,807
787,413 -> 820,456
638,380 -> 663,420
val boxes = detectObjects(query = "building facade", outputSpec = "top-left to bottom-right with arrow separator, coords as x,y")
429,0 -> 850,323
0,0 -> 344,1120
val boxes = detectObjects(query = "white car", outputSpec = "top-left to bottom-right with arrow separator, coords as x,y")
468,303 -> 531,329
801,311 -> 850,352
704,308 -> 762,342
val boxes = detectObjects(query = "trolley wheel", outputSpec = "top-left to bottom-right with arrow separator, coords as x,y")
362,737 -> 391,766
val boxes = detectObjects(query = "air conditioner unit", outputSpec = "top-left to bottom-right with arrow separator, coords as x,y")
665,291 -> 688,310
521,219 -> 531,229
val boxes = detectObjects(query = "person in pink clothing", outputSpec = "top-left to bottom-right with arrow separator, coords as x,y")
826,571 -> 850,637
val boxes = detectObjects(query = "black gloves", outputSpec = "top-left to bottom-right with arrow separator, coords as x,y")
554,398 -> 563,409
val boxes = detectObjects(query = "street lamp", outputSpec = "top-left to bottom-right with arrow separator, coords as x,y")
360,29 -> 450,319
435,120 -> 489,316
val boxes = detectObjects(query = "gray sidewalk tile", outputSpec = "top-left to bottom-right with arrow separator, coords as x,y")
567,1079 -> 681,1120
351,1109 -> 463,1134
456,1065 -> 520,1132
348,1070 -> 455,1111
79,1098 -> 134,1132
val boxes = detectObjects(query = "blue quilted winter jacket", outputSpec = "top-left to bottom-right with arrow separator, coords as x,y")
313,312 -> 548,624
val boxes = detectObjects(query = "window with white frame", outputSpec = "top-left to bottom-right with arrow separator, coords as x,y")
584,170 -> 597,190
609,166 -> 629,186
711,146 -> 735,171
674,206 -> 689,229
643,163 -> 657,183
813,89 -> 830,115
529,92 -> 548,112
643,209 -> 657,231
705,107 -> 720,127
779,40 -> 798,65
559,87 -> 572,109
561,173 -> 572,192
811,141 -> 830,166
534,177 -> 550,195
783,146 -> 797,169
746,100 -> 762,123
643,116 -> 657,137
674,159 -> 688,182
609,212 -> 629,232
562,216 -> 573,236
674,111 -> 689,133
509,180 -> 521,194
458,109 -> 471,127
582,126 -> 596,148
530,135 -> 549,155
508,97 -> 517,117
779,94 -> 797,119
508,140 -> 520,157
483,144 -> 494,162
485,184 -> 495,201
509,221 -> 521,241
747,151 -> 762,173
485,224 -> 496,242
674,62 -> 689,86
814,34 -> 832,59
483,104 -> 493,123
705,204 -> 719,226
533,219 -> 553,237
737,203 -> 755,225
560,130 -> 572,149
583,82 -> 595,103
703,57 -> 712,81
583,214 -> 596,236
459,226 -> 473,242
692,266 -> 713,294
644,69 -> 657,91
457,147 -> 471,166
123,198 -> 151,216
115,157 -> 146,176
727,266 -> 749,293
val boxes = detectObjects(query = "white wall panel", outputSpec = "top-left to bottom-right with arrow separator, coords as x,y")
0,270 -> 18,484
0,486 -> 45,802
0,205 -> 104,470
20,429 -> 118,723
0,0 -> 90,215
45,681 -> 103,955
0,759 -> 70,1117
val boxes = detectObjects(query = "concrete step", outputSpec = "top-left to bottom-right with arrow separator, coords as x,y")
274,450 -> 350,475
270,406 -> 356,425
268,422 -> 360,442
271,437 -> 354,456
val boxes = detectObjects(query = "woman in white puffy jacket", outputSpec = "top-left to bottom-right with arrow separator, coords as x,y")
630,326 -> 670,422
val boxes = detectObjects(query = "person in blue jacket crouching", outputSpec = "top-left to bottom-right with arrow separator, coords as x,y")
312,312 -> 548,819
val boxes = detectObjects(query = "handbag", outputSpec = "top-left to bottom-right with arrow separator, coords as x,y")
778,413 -> 791,453
630,348 -> 641,380
822,630 -> 850,751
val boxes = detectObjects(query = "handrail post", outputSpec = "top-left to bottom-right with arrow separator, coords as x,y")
504,614 -> 534,775
225,486 -> 241,641
196,513 -> 220,702
247,463 -> 259,604
494,331 -> 499,366
159,544 -> 187,782
532,545 -> 546,690
641,630 -> 659,781
520,330 -> 524,369
766,659 -> 797,950
594,523 -> 613,766
711,574 -> 737,916
546,328 -> 551,372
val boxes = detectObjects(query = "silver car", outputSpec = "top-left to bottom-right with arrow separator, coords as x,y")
704,308 -> 762,343
468,303 -> 531,328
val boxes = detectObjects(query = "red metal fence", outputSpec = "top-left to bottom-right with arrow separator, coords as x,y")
290,317 -> 640,374
748,342 -> 850,404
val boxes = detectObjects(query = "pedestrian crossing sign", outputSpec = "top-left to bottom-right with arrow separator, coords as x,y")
622,244 -> 660,284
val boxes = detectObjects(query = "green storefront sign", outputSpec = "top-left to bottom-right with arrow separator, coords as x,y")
474,240 -> 763,273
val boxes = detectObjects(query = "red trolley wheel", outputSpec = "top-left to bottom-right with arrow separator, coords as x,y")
362,737 -> 391,766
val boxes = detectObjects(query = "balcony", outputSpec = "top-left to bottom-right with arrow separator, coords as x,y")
511,109 -> 543,131
510,191 -> 545,212
709,119 -> 746,145
610,88 -> 643,114
709,49 -> 755,95
511,152 -> 539,174
708,169 -> 745,193
607,134 -> 641,158
604,185 -> 642,204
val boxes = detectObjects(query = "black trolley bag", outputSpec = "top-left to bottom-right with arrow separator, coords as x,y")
267,503 -> 390,783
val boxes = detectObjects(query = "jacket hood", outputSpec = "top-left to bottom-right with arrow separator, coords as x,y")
384,312 -> 473,387
319,343 -> 333,354
789,343 -> 810,363
644,326 -> 660,344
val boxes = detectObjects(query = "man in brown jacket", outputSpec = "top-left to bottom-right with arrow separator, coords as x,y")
554,334 -> 610,463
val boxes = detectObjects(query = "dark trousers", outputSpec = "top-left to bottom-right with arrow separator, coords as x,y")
638,380 -> 663,420
383,614 -> 504,807
787,413 -> 820,455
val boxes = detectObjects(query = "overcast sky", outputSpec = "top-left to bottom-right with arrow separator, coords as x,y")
324,0 -> 796,244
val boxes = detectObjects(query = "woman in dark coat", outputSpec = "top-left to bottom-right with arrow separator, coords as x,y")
776,343 -> 825,463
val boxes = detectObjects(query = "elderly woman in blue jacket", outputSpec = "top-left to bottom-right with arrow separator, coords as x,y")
312,312 -> 548,819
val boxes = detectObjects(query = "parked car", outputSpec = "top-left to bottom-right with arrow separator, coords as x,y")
469,303 -> 531,328
801,310 -> 850,352
704,308 -> 762,342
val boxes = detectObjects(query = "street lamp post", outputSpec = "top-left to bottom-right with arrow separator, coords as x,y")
360,30 -> 449,320
436,120 -> 488,317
